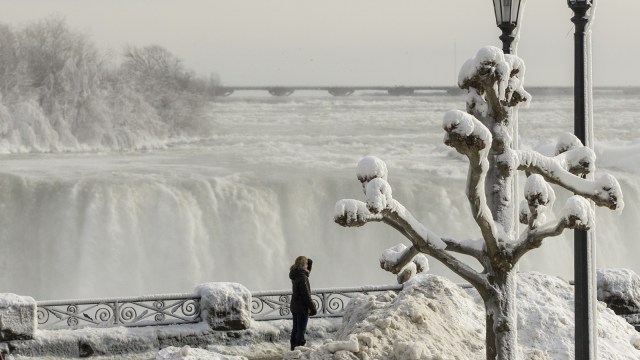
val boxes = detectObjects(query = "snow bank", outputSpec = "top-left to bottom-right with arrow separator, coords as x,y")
290,272 -> 640,360
156,345 -> 246,360
6,318 -> 334,359
597,268 -> 640,315
514,272 -> 639,360
286,274 -> 484,360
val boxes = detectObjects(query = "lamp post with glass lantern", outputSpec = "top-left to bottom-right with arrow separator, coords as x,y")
568,0 -> 595,358
492,0 -> 523,54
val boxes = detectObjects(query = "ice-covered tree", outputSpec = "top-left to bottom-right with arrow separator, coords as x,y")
334,46 -> 624,360
0,17 -> 221,152
121,44 -> 215,134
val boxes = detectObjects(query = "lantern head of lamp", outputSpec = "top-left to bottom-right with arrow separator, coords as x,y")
492,0 -> 522,54
567,0 -> 593,8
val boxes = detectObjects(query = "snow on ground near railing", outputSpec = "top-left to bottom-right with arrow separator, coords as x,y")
9,272 -> 640,360
286,272 -> 640,360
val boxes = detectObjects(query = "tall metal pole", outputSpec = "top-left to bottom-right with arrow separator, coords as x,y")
568,1 -> 594,358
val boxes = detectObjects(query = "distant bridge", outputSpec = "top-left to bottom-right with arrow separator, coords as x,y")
213,86 -> 463,97
212,86 -> 640,97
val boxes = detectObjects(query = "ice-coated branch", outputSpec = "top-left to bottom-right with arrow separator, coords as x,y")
356,155 -> 388,193
521,174 -> 556,229
363,178 -> 446,250
515,149 -> 624,210
440,238 -> 485,259
380,244 -> 420,274
511,195 -> 594,263
380,204 -> 489,289
335,156 -> 490,289
521,133 -> 595,177
334,199 -> 383,227
379,244 -> 430,284
380,215 -> 483,259
443,110 -> 500,257
458,46 -> 530,121
511,220 -> 566,264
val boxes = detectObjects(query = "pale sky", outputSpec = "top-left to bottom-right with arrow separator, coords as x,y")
1,0 -> 638,87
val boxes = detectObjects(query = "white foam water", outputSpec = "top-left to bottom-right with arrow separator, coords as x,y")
0,92 -> 638,300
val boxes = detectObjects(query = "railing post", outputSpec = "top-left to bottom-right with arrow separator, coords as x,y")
113,301 -> 119,326
195,282 -> 251,331
322,292 -> 328,316
0,294 -> 36,341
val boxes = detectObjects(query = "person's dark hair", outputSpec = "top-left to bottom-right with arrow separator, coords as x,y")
290,256 -> 307,271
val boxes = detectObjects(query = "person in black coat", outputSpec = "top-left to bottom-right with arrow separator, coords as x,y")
289,255 -> 317,351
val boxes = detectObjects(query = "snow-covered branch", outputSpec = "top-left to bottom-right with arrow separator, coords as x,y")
334,199 -> 383,227
520,174 -> 556,229
515,149 -> 624,210
334,156 -> 490,289
440,238 -> 485,259
380,244 -> 420,274
458,47 -> 530,121
511,195 -> 594,263
443,110 -> 500,257
379,244 -> 429,284
553,133 -> 595,176
380,206 -> 488,288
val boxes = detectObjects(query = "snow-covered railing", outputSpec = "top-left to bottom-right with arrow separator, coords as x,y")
251,284 -> 405,321
37,293 -> 201,330
35,283 -> 475,330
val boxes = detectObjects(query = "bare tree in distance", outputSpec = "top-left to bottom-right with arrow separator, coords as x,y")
334,46 -> 624,360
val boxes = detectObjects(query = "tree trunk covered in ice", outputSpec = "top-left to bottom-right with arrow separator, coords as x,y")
334,46 -> 624,360
484,268 -> 517,360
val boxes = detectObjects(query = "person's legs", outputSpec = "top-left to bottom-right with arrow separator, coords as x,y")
295,313 -> 309,347
290,313 -> 299,351
291,312 -> 310,349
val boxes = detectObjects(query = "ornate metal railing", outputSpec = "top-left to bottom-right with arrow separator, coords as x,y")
251,284 -> 404,321
37,293 -> 200,330
36,283 -> 473,329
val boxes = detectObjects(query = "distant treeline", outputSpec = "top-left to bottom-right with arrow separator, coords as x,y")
0,17 -> 221,152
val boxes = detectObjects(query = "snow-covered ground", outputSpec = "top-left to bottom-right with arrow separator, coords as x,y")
6,272 -> 640,360
286,272 -> 640,360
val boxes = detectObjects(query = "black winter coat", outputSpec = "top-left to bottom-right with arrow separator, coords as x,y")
289,267 -> 316,314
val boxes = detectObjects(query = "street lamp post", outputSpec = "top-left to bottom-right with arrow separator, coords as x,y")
492,0 -> 523,54
567,0 -> 594,358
